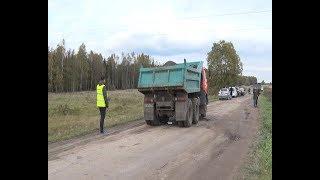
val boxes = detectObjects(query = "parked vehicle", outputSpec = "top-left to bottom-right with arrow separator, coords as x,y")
238,87 -> 245,96
229,87 -> 238,98
138,60 -> 208,127
235,87 -> 240,96
218,88 -> 232,100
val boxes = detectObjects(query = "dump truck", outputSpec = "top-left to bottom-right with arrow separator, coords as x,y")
137,60 -> 208,127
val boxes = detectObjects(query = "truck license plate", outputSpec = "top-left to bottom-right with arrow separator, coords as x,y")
145,104 -> 153,108
167,122 -> 173,125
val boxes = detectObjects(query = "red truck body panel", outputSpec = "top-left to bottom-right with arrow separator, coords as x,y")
201,68 -> 208,94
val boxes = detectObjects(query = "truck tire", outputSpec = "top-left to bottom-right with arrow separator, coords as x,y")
150,115 -> 161,126
178,121 -> 184,127
146,110 -> 161,126
184,99 -> 193,127
151,120 -> 161,126
192,98 -> 200,124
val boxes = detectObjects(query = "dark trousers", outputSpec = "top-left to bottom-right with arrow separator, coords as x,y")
253,95 -> 259,107
99,107 -> 107,132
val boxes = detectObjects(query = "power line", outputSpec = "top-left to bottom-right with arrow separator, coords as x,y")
181,10 -> 272,19
49,26 -> 272,45
49,9 -> 272,36
127,27 -> 272,37
49,9 -> 272,44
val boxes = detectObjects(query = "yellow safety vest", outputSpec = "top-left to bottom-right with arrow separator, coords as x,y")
96,84 -> 107,107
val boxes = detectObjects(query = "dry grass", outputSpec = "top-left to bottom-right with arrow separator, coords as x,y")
48,89 -> 144,143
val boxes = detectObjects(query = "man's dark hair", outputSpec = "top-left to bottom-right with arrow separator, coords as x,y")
100,76 -> 105,81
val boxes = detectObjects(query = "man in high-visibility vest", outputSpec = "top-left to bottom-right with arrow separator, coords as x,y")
97,77 -> 109,134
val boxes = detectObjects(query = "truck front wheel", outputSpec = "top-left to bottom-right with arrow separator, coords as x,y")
192,98 -> 200,124
200,105 -> 207,118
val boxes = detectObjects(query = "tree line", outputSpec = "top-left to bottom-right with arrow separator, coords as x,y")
48,39 -> 258,94
48,40 -> 159,92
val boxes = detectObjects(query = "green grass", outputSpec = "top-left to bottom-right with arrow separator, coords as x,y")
208,94 -> 218,102
48,89 -> 144,143
239,88 -> 272,180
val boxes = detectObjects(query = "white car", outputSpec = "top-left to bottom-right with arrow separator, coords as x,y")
218,88 -> 232,100
238,87 -> 245,96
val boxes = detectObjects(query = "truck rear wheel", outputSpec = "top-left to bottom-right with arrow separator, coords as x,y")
150,119 -> 161,126
184,99 -> 193,127
146,110 -> 161,126
150,114 -> 161,126
192,98 -> 200,124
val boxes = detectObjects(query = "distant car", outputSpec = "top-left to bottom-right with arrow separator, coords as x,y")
235,87 -> 241,96
238,87 -> 245,96
218,88 -> 232,100
229,87 -> 238,98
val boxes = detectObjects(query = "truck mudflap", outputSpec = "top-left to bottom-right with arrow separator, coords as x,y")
175,101 -> 188,121
174,92 -> 189,121
144,95 -> 156,121
144,103 -> 155,121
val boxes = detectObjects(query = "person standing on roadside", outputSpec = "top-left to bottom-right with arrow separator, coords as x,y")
229,87 -> 233,97
96,77 -> 110,134
252,84 -> 261,107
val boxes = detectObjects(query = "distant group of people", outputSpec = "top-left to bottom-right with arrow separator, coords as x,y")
228,83 -> 261,108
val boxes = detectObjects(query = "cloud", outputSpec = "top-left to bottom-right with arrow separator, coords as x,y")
245,65 -> 272,72
48,0 -> 272,82
106,33 -> 207,56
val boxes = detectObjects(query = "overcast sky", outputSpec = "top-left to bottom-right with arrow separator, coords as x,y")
48,0 -> 272,82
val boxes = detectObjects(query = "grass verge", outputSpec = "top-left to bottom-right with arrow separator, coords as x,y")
208,94 -> 218,102
48,89 -> 144,143
238,88 -> 272,180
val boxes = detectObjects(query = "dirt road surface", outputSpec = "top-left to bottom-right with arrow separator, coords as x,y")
48,95 -> 259,180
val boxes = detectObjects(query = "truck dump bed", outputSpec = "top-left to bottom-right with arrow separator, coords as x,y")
138,61 -> 203,93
